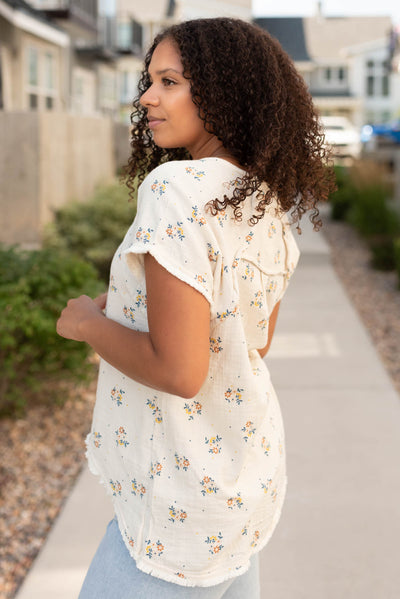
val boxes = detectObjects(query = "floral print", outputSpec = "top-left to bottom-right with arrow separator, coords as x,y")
207,242 -> 220,262
149,462 -> 163,478
109,274 -> 117,293
205,532 -> 224,555
268,221 -> 277,238
85,158 -> 300,588
242,262 -> 255,281
209,336 -> 223,353
123,305 -> 135,324
174,453 -> 190,471
168,505 -> 188,523
261,479 -> 272,494
224,387 -> 244,406
151,179 -> 169,196
205,435 -> 222,454
110,386 -> 125,407
185,166 -> 206,181
184,401 -> 202,420
261,436 -> 271,456
115,426 -> 129,448
145,539 -> 164,559
216,305 -> 239,321
227,494 -> 243,510
257,318 -> 269,331
146,398 -> 163,423
200,475 -> 219,496
131,478 -> 146,498
250,291 -> 263,309
109,479 -> 122,496
216,210 -> 228,227
93,432 -> 102,448
135,227 -> 153,244
166,222 -> 185,240
135,289 -> 147,308
242,421 -> 256,442
187,205 -> 207,225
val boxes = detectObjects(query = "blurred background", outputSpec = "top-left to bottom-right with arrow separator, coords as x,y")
1,0 -> 400,248
1,1 -> 400,598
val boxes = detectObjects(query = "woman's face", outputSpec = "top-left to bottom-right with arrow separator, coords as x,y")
140,38 -> 214,156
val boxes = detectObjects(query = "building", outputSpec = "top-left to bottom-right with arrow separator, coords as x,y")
0,0 -> 70,110
255,13 -> 400,127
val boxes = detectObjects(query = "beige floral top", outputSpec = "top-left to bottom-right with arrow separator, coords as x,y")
85,157 -> 300,587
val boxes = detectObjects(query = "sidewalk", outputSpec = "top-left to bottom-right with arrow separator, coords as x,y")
15,212 -> 400,599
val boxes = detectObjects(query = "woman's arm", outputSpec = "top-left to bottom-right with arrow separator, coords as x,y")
258,301 -> 281,358
56,253 -> 210,398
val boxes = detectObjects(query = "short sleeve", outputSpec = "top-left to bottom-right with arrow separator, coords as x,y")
123,163 -> 216,305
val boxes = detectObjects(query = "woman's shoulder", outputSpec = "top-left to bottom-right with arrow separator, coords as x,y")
144,158 -> 245,185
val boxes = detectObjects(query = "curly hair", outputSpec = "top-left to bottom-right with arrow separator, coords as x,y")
124,17 -> 336,231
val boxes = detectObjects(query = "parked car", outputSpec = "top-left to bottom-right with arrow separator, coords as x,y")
320,116 -> 361,158
361,120 -> 400,145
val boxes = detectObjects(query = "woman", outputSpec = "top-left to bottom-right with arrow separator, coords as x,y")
57,17 -> 335,598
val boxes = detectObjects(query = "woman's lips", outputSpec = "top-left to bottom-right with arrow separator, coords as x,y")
148,118 -> 165,129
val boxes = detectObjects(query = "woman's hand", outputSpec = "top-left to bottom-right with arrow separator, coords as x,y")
57,293 -> 107,342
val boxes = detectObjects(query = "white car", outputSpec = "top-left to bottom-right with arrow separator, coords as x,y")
320,116 -> 361,159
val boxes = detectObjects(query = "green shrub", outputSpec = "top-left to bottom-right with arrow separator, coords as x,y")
44,181 -> 137,282
329,166 -> 355,221
394,238 -> 400,288
347,185 -> 400,238
0,245 -> 104,417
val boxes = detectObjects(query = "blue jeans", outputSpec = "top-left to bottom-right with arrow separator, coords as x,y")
79,518 -> 260,599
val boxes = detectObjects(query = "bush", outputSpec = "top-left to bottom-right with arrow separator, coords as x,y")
394,238 -> 400,288
329,166 -> 355,221
347,185 -> 400,238
44,181 -> 137,283
0,246 -> 104,417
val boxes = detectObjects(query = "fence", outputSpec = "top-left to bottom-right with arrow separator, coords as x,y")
0,112 -> 131,247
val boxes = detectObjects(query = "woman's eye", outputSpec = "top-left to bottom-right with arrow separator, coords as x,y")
162,78 -> 176,87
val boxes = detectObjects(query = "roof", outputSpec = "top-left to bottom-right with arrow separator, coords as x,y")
254,15 -> 392,64
254,17 -> 311,62
0,0 -> 64,31
304,15 -> 392,61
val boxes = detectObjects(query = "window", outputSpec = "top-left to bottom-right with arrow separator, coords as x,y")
132,20 -> 143,50
26,46 -> 57,110
44,52 -> 54,90
29,94 -> 38,109
118,21 -> 132,49
28,47 -> 39,86
321,66 -> 347,87
365,59 -> 390,98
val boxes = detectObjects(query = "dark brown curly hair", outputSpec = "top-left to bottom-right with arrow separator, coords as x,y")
124,17 -> 336,231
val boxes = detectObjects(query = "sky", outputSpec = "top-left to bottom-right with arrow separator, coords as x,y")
252,0 -> 400,26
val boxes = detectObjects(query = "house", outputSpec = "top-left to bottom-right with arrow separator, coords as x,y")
255,14 -> 400,128
0,0 -> 69,110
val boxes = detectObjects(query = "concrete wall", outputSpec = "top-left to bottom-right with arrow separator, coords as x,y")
0,112 -> 130,247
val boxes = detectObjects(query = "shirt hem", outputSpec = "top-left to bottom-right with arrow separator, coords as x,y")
85,434 -> 287,588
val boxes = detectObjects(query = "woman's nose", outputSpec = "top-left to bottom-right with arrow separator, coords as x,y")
140,86 -> 159,107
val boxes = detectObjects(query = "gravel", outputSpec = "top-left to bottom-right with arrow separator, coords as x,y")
0,382 -> 96,599
1,213 -> 399,599
322,216 -> 400,395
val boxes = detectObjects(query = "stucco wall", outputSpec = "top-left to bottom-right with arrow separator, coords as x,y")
0,112 -> 129,247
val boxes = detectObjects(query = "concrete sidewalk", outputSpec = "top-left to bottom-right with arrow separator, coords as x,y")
15,212 -> 400,599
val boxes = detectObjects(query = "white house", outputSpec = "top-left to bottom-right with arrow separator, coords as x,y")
255,14 -> 400,128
